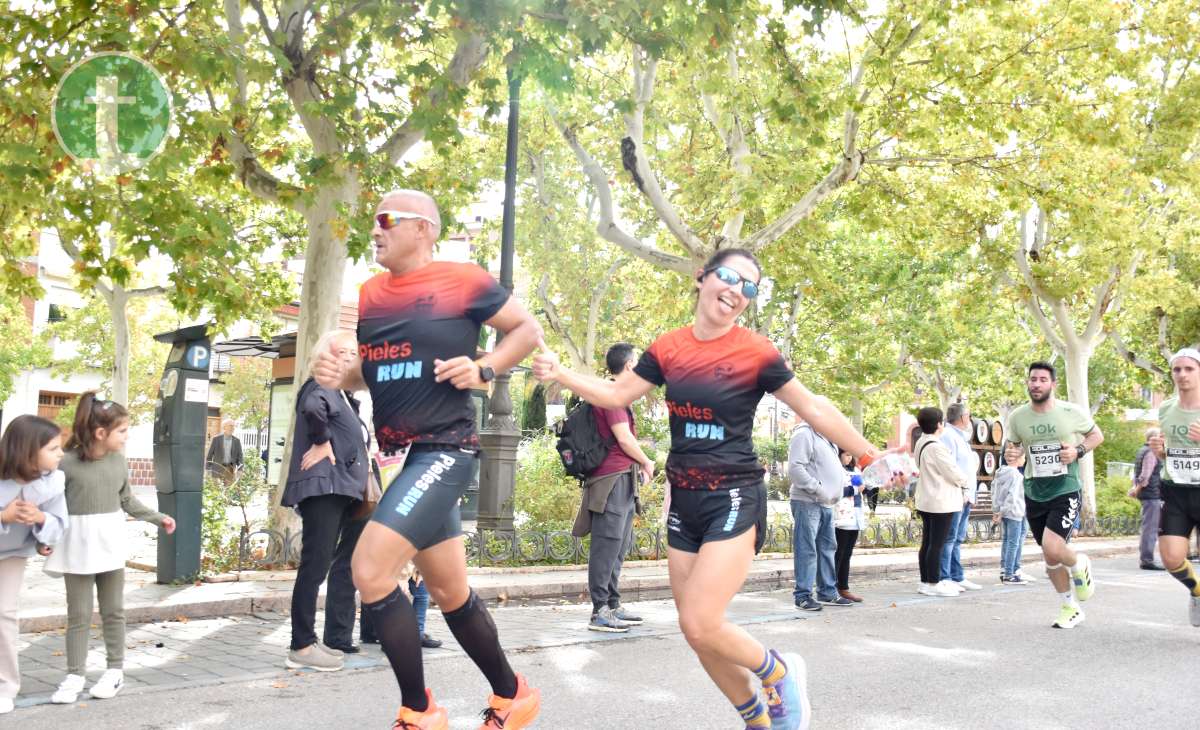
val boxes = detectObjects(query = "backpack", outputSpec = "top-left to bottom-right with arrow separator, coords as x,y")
554,402 -> 617,479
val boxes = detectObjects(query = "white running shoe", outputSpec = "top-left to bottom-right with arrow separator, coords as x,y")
939,579 -> 964,593
51,673 -> 86,704
956,579 -> 982,591
89,669 -> 124,700
918,583 -> 936,595
932,581 -> 960,597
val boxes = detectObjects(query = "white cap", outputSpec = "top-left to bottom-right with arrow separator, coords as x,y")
1169,347 -> 1200,368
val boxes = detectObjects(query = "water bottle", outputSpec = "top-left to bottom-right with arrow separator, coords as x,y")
861,453 -> 918,490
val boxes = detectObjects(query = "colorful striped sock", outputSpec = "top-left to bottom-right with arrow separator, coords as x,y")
752,649 -> 787,685
1168,560 -> 1200,597
735,695 -> 770,728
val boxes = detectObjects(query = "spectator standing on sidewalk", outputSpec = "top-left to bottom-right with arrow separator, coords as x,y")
991,456 -> 1033,584
913,407 -> 968,598
48,393 -> 176,704
572,343 -> 654,633
1130,427 -> 1165,570
281,331 -> 373,672
790,421 -> 854,610
940,403 -> 982,591
205,418 -> 244,483
0,415 -> 68,716
832,450 -> 867,603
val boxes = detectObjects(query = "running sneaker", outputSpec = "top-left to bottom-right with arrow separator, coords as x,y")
286,645 -> 344,672
588,606 -> 631,633
1190,595 -> 1200,628
610,605 -> 643,625
50,673 -> 85,704
394,689 -> 449,730
933,580 -> 961,596
1070,553 -> 1095,602
763,650 -> 811,730
1013,570 -> 1036,584
817,595 -> 853,607
88,668 -> 124,699
956,579 -> 982,591
917,583 -> 936,596
795,596 -> 823,611
1052,604 -> 1085,629
478,673 -> 540,729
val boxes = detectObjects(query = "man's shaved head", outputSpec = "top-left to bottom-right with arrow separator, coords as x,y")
379,189 -> 442,239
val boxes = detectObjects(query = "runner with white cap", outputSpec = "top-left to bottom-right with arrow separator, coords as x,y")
1147,347 -> 1200,626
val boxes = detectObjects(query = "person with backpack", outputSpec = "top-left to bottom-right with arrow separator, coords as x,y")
566,343 -> 655,633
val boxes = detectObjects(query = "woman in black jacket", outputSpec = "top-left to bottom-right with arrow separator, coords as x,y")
282,331 -> 371,671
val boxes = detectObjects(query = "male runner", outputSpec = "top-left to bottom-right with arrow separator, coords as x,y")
1148,348 -> 1200,626
1004,361 -> 1103,629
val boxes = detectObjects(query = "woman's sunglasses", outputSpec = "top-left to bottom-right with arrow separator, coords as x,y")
705,265 -> 759,299
375,210 -> 437,231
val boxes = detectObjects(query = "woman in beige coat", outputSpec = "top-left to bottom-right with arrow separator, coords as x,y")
913,407 -> 969,597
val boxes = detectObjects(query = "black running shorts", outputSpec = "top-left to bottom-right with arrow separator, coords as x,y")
1159,482 -> 1200,538
666,483 -> 768,554
372,446 -> 477,550
1025,490 -> 1080,546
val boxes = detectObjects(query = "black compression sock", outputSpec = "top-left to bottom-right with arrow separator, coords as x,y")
363,586 -> 428,711
442,590 -> 518,698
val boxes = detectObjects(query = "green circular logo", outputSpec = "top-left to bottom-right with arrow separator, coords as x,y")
52,52 -> 172,175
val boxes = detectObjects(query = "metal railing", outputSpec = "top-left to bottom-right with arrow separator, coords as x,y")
233,515 -> 1140,570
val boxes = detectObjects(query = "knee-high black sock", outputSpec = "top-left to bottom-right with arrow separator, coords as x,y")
443,590 -> 517,698
363,586 -> 427,711
1168,560 -> 1200,596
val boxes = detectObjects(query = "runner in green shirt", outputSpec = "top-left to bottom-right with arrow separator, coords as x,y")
1147,348 -> 1200,627
1004,361 -> 1104,629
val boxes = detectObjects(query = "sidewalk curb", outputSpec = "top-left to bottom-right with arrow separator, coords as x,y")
19,539 -> 1139,633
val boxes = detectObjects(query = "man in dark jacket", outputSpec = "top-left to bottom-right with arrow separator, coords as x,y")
1130,427 -> 1165,570
575,343 -> 654,633
205,419 -> 244,482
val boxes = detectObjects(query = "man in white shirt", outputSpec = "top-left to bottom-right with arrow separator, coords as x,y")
940,403 -> 981,591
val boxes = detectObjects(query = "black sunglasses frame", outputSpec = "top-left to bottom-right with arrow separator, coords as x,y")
704,265 -> 760,299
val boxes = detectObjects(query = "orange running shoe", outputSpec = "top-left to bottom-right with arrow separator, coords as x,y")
394,689 -> 449,730
478,673 -> 541,729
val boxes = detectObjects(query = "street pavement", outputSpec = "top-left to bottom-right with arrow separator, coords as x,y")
11,555 -> 1198,729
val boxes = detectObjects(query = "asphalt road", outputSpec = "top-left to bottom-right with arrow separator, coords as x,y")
15,556 -> 1199,729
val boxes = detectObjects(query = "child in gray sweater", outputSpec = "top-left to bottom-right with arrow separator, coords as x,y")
0,415 -> 68,715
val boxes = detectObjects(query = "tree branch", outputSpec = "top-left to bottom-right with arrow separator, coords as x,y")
1157,308 -> 1174,361
127,286 -> 171,298
377,32 -> 488,166
585,258 -> 626,366
620,46 -> 706,258
1107,329 -> 1167,378
536,274 -> 586,370
551,109 -> 692,274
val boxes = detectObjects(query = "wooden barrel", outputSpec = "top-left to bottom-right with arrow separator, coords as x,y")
981,451 -> 997,475
989,419 -> 1005,445
972,418 -> 989,445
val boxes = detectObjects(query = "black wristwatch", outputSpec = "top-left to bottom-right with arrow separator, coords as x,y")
476,360 -> 495,383
1075,444 -> 1087,460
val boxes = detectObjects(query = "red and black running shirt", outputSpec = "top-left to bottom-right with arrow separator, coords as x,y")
634,325 -> 794,490
357,262 -> 508,453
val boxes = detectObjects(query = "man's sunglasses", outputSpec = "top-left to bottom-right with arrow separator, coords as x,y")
375,210 -> 437,231
705,265 -> 759,299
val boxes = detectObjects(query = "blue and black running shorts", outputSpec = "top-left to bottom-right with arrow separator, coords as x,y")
372,446 -> 478,550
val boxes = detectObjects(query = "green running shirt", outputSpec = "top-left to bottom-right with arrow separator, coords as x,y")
1006,400 -> 1095,502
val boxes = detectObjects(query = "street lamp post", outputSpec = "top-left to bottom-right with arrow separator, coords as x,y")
476,64 -> 522,532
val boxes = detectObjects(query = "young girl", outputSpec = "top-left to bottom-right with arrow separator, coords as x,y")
46,393 -> 175,704
0,415 -> 68,715
534,248 -> 879,730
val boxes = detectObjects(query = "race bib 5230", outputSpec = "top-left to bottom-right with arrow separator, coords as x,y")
1029,442 -> 1067,479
